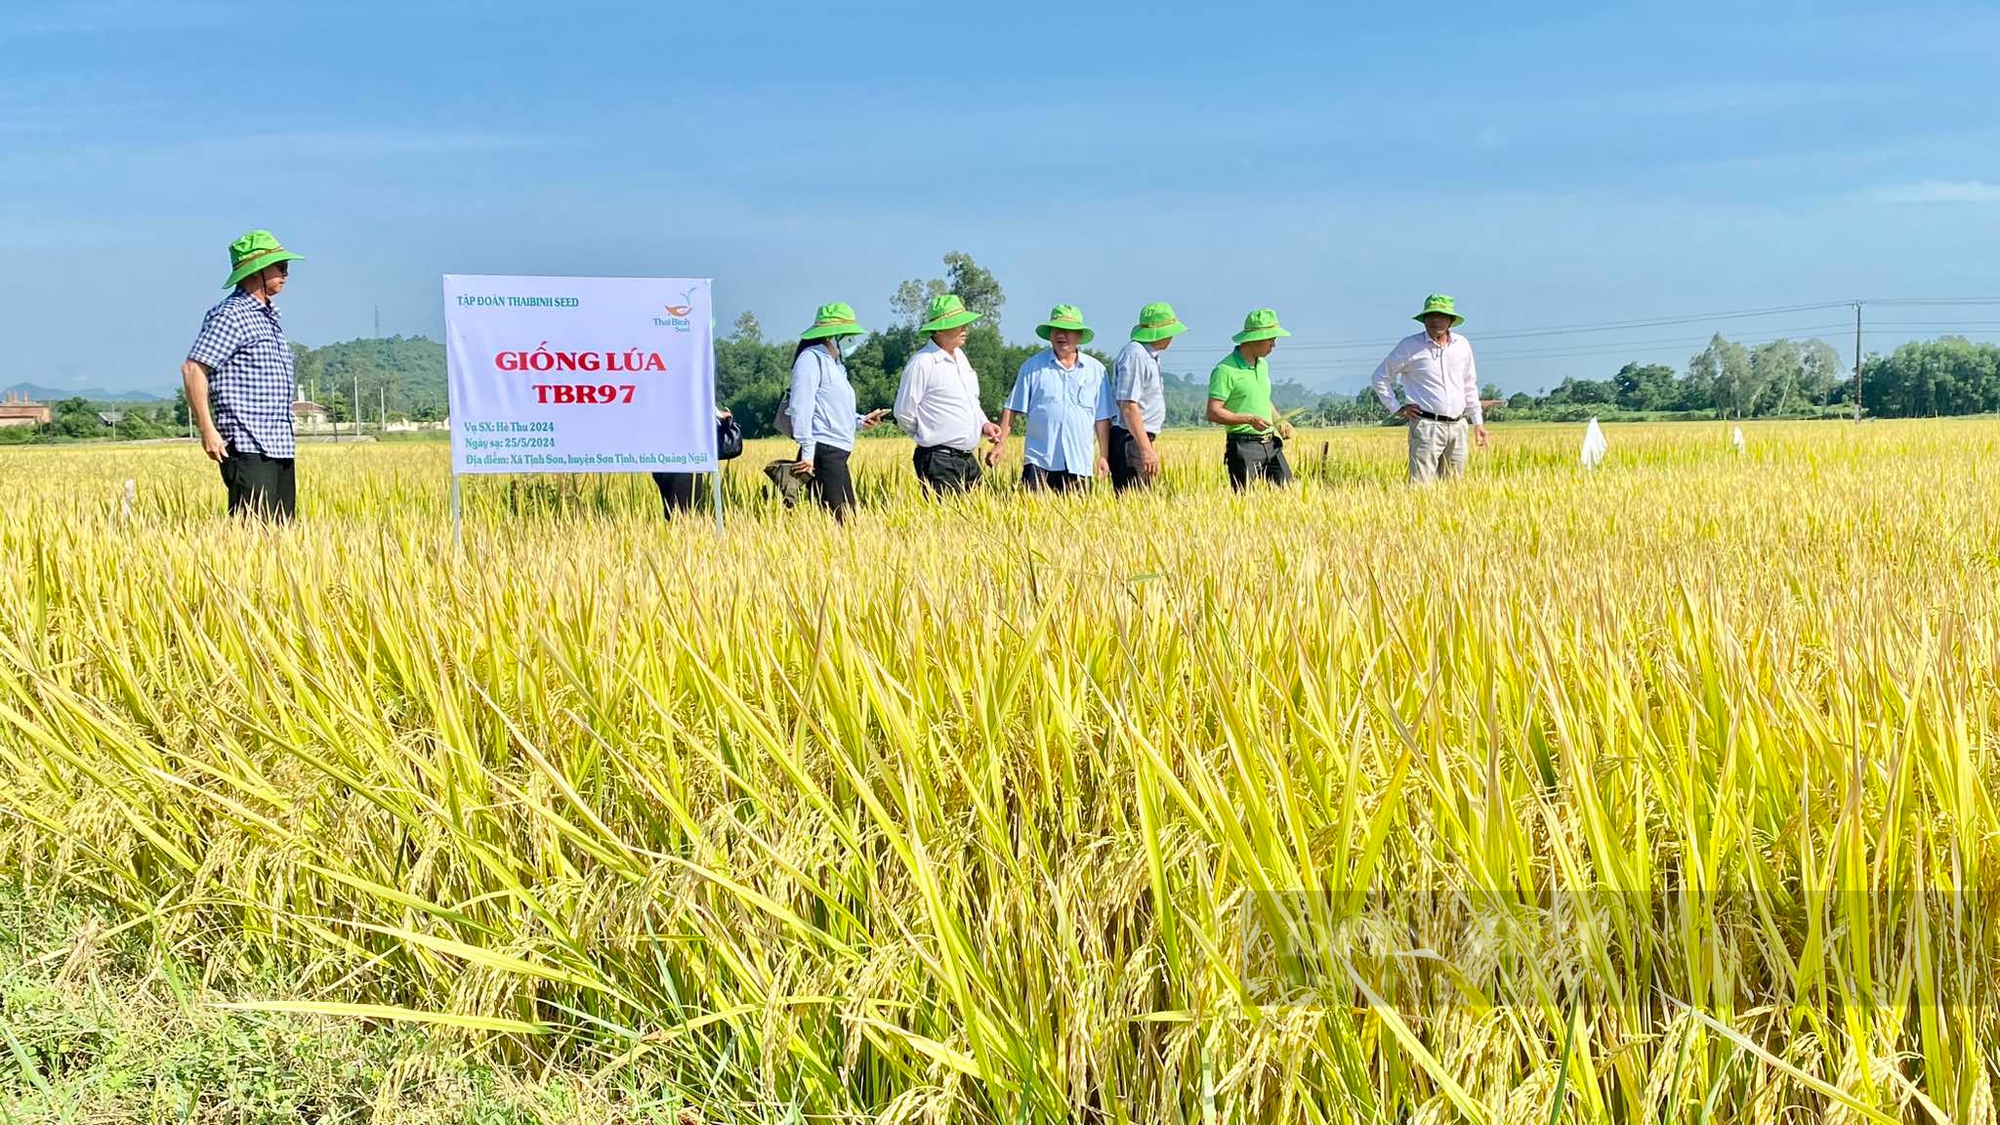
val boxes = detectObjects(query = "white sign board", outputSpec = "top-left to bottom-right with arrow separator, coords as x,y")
443,275 -> 716,475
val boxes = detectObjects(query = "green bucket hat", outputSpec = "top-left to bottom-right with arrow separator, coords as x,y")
1130,302 -> 1188,344
799,301 -> 866,340
223,230 -> 303,289
1231,308 -> 1292,344
1413,293 -> 1464,327
1035,304 -> 1094,347
919,294 -> 982,334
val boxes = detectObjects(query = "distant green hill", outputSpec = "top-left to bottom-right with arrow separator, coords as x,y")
3,382 -> 167,403
291,336 -> 446,420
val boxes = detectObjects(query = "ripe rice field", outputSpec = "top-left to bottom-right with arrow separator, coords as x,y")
1,421 -> 1997,1124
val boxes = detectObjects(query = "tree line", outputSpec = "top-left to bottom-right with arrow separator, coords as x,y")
0,396 -> 181,444
1858,336 -> 2000,418
1481,334 -> 2000,422
298,320 -> 2000,430
714,257 -> 2000,432
9,274 -> 1998,446
1491,336 -> 1851,422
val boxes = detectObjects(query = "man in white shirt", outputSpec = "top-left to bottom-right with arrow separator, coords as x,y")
1370,293 -> 1489,484
895,293 -> 1002,495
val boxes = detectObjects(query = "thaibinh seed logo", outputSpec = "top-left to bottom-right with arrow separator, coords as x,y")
653,289 -> 696,332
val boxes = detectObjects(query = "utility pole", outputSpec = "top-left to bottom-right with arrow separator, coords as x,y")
353,372 -> 362,442
380,387 -> 387,433
1852,302 -> 1863,423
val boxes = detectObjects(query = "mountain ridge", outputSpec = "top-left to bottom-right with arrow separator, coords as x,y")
3,382 -> 169,403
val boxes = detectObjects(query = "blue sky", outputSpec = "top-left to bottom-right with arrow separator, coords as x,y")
3,0 -> 1998,396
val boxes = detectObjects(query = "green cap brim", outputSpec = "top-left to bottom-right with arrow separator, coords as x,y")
224,250 -> 303,289
921,310 -> 982,333
1131,320 -> 1188,343
800,323 -> 867,340
1036,324 -> 1096,346
1232,326 -> 1292,344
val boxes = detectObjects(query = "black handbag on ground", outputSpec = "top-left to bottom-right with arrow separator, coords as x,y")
716,414 -> 743,461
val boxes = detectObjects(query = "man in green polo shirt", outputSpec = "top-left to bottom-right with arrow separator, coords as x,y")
1207,309 -> 1295,489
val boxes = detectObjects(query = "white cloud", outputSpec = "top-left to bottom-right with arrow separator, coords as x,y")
1873,180 -> 2000,204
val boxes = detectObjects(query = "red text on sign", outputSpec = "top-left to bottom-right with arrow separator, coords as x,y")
497,344 -> 668,373
533,384 -> 637,404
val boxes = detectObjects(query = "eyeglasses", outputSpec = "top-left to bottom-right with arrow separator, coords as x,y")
271,261 -> 290,276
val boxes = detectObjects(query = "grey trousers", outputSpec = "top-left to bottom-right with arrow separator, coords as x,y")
1407,417 -> 1469,484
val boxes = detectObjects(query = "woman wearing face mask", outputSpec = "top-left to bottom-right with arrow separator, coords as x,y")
787,302 -> 885,521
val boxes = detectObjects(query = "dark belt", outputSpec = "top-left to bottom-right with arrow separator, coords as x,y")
1227,431 -> 1274,444
1111,426 -> 1158,441
1411,408 -> 1462,424
917,444 -> 977,457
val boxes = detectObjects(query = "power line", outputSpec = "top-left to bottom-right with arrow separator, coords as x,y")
1259,324 -> 1844,366
1260,330 -> 1833,369
1155,299 -> 2000,388
1477,323 -> 2000,362
1443,302 -> 1857,343
1473,327 -> 1854,363
1173,297 -> 2000,353
1174,300 -> 1858,351
1251,324 -> 2000,378
1864,297 -> 2000,306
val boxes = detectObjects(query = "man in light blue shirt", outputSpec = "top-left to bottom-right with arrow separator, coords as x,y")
1109,301 -> 1188,492
988,304 -> 1114,493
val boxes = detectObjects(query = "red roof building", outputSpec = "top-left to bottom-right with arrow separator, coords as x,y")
0,391 -> 51,428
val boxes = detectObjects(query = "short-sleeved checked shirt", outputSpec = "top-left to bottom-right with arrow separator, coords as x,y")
1111,340 -> 1167,435
187,290 -> 297,458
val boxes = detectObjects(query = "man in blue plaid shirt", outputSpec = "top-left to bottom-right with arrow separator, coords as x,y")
182,230 -> 305,519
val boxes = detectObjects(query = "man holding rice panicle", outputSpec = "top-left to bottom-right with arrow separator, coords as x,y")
1207,309 -> 1295,490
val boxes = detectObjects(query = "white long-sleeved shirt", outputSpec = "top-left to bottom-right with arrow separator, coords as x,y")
895,341 -> 989,451
1371,331 -> 1483,426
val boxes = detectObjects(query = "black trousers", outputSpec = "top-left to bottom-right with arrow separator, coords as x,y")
219,449 -> 296,520
1224,433 -> 1293,491
913,445 -> 982,495
1109,427 -> 1157,492
1021,465 -> 1091,494
807,445 -> 855,519
651,472 -> 699,518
